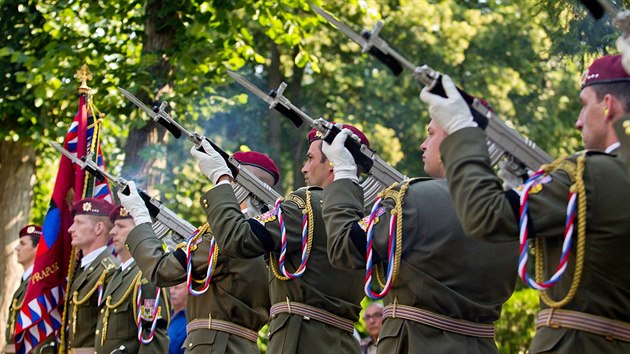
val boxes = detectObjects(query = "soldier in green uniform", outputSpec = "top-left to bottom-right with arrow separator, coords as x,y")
119,151 -> 276,354
5,225 -> 40,354
94,205 -> 170,354
321,124 -> 519,353
190,127 -> 367,354
421,55 -> 630,353
65,198 -> 119,354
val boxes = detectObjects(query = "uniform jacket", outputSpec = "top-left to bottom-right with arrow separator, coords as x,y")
614,115 -> 630,175
323,178 -> 519,354
127,222 -> 269,354
95,261 -> 170,354
5,276 -> 28,353
441,127 -> 630,354
66,249 -> 118,350
203,185 -> 364,354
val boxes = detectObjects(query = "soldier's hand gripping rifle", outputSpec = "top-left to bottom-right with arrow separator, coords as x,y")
311,4 -> 553,173
227,70 -> 406,208
117,88 -> 280,214
49,141 -> 195,247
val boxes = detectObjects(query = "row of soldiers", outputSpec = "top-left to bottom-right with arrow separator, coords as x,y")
7,53 -> 630,354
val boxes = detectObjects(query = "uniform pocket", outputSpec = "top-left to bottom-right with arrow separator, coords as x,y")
109,301 -> 135,339
184,328 -> 218,351
529,327 -> 568,353
267,313 -> 292,341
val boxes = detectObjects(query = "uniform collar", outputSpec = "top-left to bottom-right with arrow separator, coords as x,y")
606,142 -> 620,154
80,246 -> 107,269
22,265 -> 33,281
120,258 -> 135,272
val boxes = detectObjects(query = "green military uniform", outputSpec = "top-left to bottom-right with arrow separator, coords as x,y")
614,115 -> 630,175
95,260 -> 170,354
66,249 -> 118,352
5,275 -> 29,353
323,178 -> 519,353
126,222 -> 269,354
202,184 -> 364,354
441,127 -> 630,353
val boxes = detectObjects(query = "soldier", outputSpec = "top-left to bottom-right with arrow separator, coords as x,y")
191,127 -> 367,353
420,55 -> 630,353
119,151 -> 276,353
5,225 -> 40,354
65,198 -> 119,353
94,205 -> 170,354
321,124 -> 518,353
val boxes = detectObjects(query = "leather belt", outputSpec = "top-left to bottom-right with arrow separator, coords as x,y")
383,303 -> 495,338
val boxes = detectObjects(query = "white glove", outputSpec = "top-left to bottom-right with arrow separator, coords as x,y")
322,128 -> 359,183
497,160 -> 525,191
117,180 -> 152,225
617,35 -> 630,75
419,75 -> 478,134
190,139 -> 232,184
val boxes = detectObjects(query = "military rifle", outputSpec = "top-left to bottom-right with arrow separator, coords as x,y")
580,0 -> 630,35
311,4 -> 553,171
227,71 -> 406,208
49,141 -> 195,246
118,88 -> 281,214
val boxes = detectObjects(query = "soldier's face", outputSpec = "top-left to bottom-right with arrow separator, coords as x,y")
109,219 -> 135,254
576,87 -> 608,150
68,215 -> 100,250
301,140 -> 333,188
421,120 -> 447,178
15,236 -> 37,267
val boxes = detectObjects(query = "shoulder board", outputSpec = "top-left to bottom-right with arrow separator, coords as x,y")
285,192 -> 306,209
101,257 -> 117,271
407,177 -> 433,184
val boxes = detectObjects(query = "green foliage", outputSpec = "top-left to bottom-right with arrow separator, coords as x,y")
495,286 -> 539,354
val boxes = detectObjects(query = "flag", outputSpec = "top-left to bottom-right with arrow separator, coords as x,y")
14,93 -> 112,353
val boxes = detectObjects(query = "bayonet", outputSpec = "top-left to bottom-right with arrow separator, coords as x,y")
312,4 -> 553,170
228,71 -> 407,206
118,87 -> 281,211
49,141 -> 196,245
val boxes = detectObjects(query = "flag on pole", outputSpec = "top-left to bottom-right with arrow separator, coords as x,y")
14,78 -> 113,353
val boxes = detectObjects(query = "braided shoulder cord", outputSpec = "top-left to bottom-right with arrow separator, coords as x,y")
270,191 -> 315,281
186,223 -> 219,295
100,271 -> 143,346
366,181 -> 408,299
537,154 -> 587,308
71,268 -> 110,335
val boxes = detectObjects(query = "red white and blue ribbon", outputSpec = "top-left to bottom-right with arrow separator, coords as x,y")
97,283 -> 104,306
518,170 -> 576,290
364,197 -> 397,299
186,229 -> 217,296
277,198 -> 309,279
136,285 -> 162,344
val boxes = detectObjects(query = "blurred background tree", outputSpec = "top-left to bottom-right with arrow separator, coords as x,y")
1,0 -> 626,351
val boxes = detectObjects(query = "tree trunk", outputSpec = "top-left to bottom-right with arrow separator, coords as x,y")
0,140 -> 35,351
121,0 -> 174,194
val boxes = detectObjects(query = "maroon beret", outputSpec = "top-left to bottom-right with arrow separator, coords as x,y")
19,224 -> 42,238
109,205 -> 134,223
233,151 -> 280,186
308,123 -> 370,148
581,54 -> 630,88
71,198 -> 114,217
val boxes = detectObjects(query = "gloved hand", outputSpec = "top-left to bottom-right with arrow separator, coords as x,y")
117,180 -> 152,225
322,128 -> 359,183
617,35 -> 630,75
190,139 -> 232,184
497,159 -> 526,191
419,75 -> 478,134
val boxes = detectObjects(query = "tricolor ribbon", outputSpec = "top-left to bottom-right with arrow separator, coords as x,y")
364,197 -> 397,299
277,198 -> 309,279
185,229 -> 218,296
518,170 -> 576,290
136,285 -> 162,344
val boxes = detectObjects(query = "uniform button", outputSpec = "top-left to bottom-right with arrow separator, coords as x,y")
623,120 -> 630,129
89,267 -> 94,271
114,309 -> 117,313
625,127 -> 630,136
96,329 -> 100,335
189,343 -> 193,348
100,309 -> 104,314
